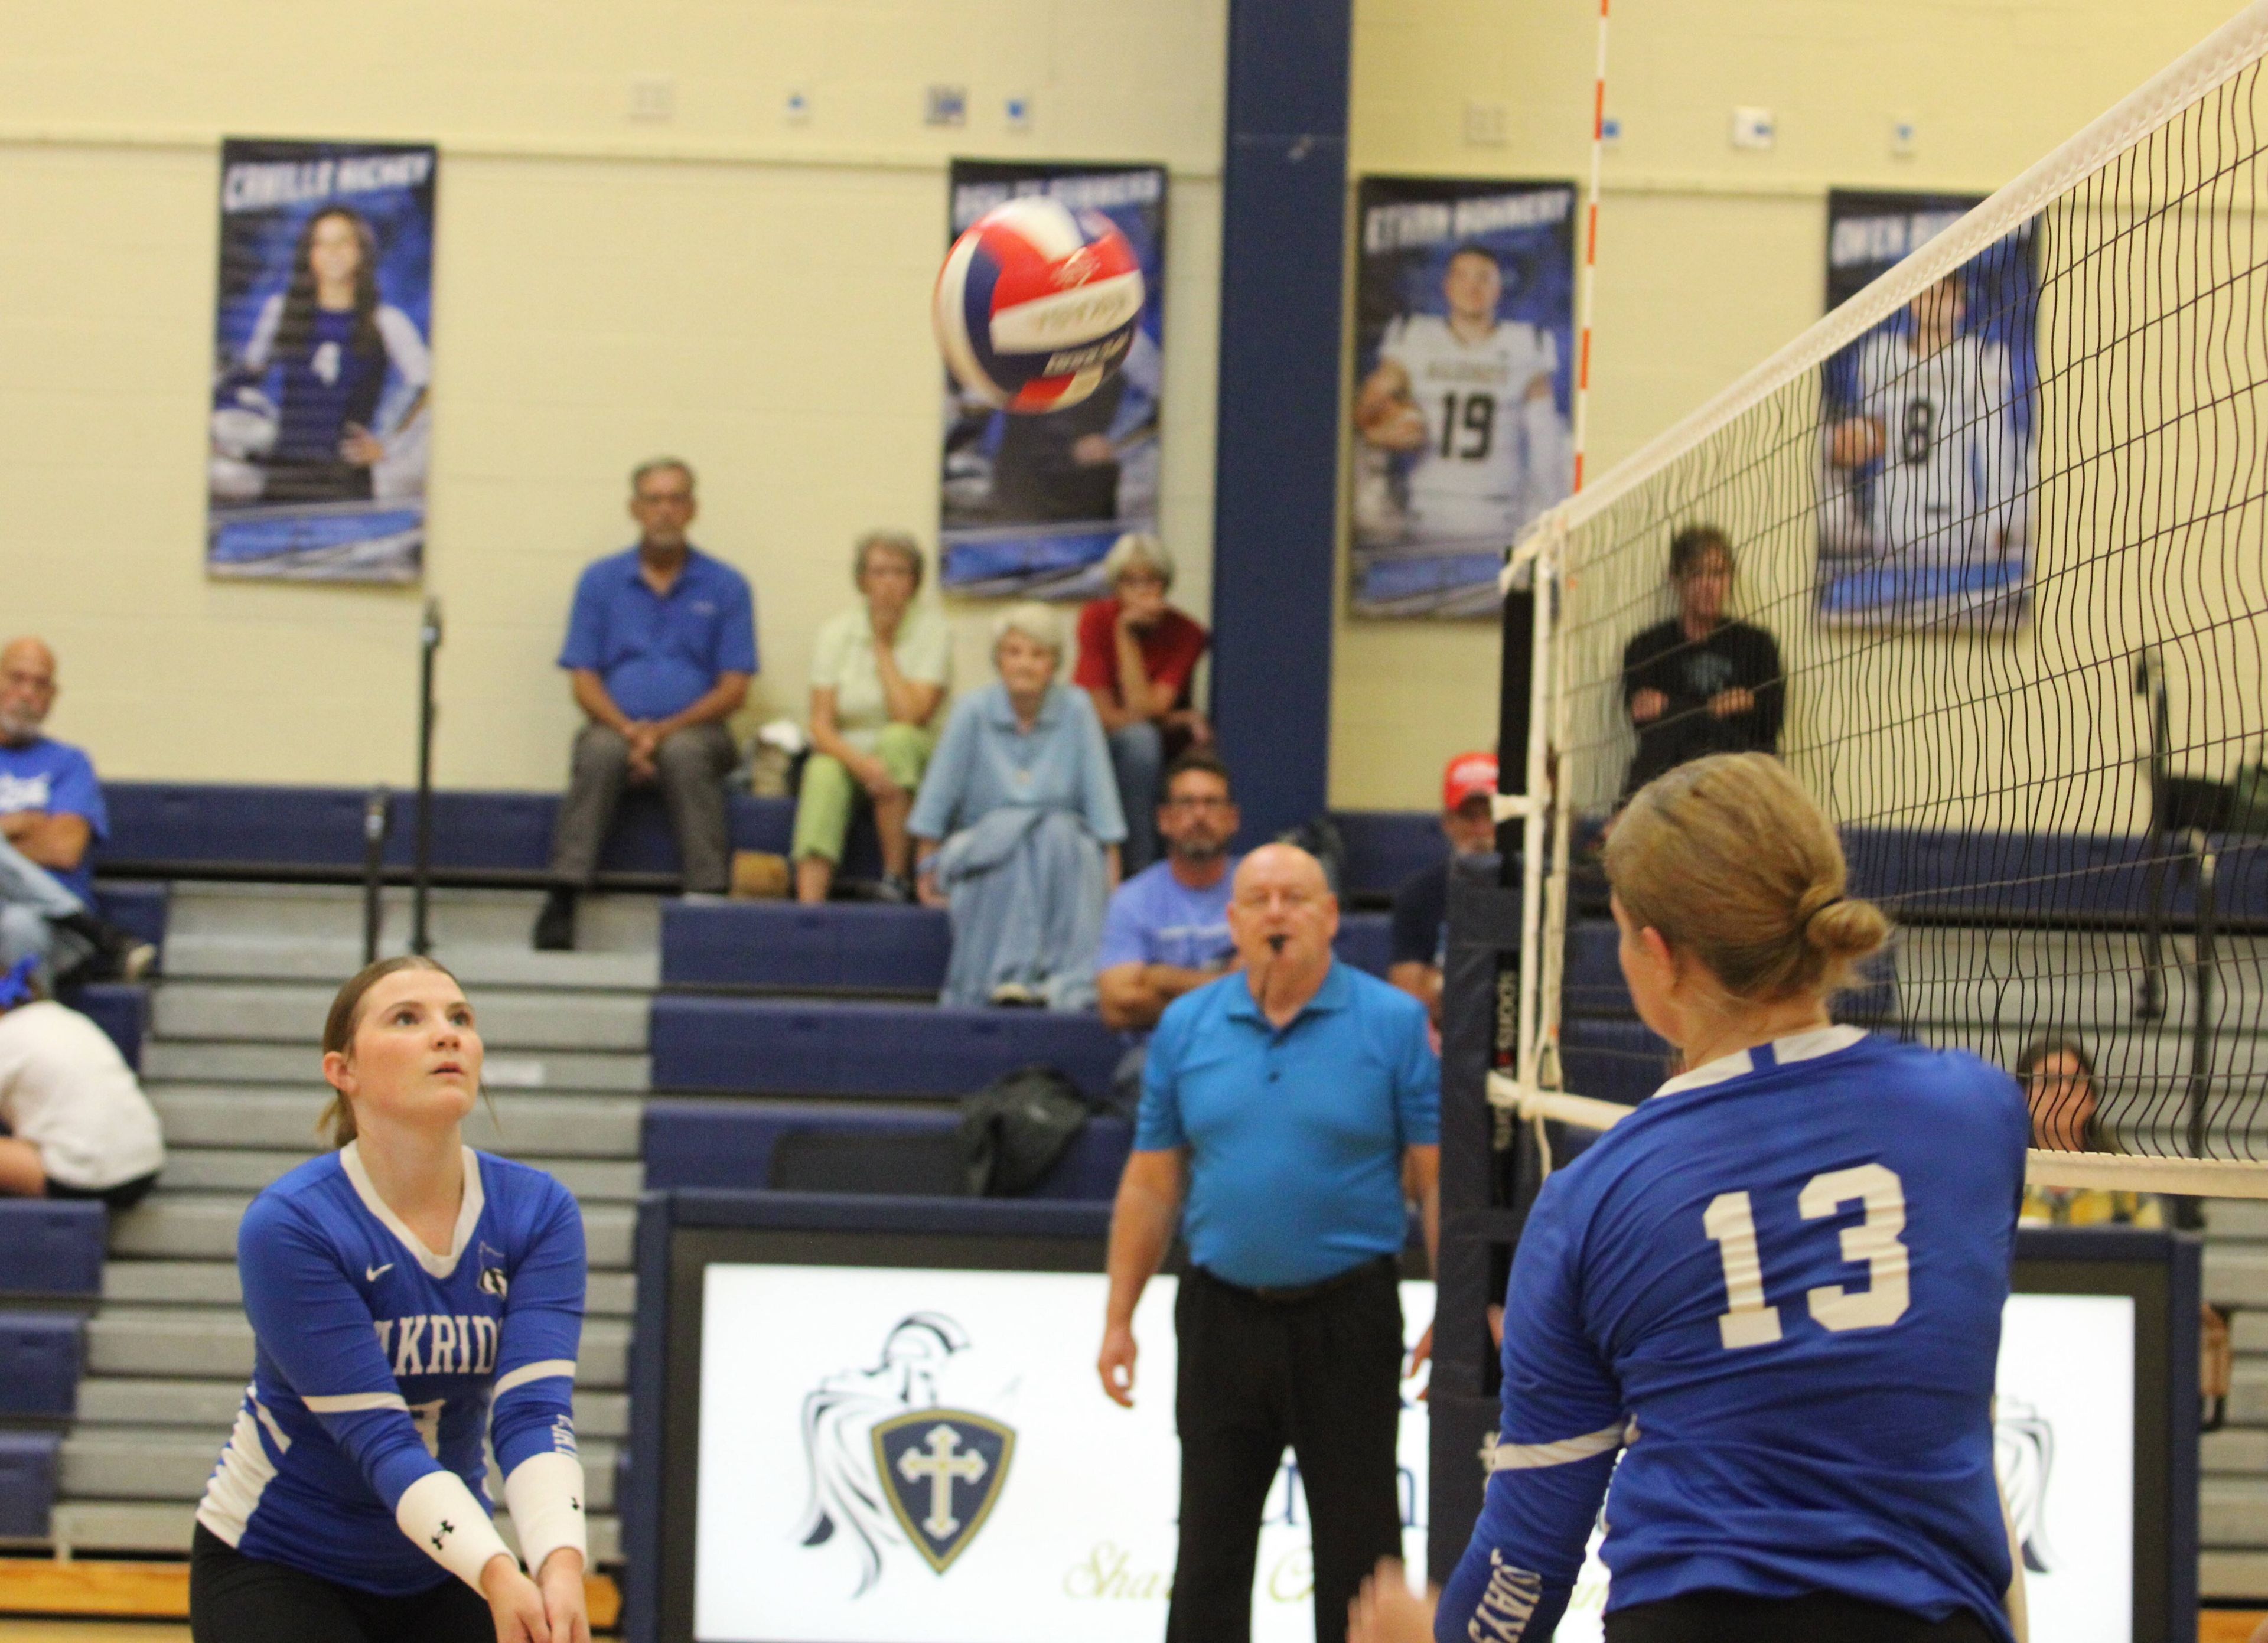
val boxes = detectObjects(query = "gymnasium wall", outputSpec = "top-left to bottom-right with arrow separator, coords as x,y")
1332,0 -> 2254,811
0,0 -> 1224,790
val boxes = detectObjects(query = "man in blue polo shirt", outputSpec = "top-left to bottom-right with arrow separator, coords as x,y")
0,638 -> 151,985
1098,842 -> 1440,1643
535,458 -> 757,949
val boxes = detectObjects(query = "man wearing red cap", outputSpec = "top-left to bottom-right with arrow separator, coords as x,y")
1387,751 -> 1499,1022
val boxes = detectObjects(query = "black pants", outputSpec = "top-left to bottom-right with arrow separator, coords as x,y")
190,1523 -> 492,1643
1606,1589 -> 1999,1643
46,1170 -> 157,1211
1169,1257 -> 1405,1643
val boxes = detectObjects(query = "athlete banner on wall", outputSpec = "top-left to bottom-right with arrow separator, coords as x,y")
1350,175 -> 1576,618
939,159 -> 1166,600
1816,188 -> 2036,628
207,138 -> 438,583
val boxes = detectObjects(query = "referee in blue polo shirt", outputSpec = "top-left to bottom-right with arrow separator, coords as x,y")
535,457 -> 757,949
1099,842 -> 1441,1643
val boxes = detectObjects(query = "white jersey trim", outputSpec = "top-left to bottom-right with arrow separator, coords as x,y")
304,1390 -> 411,1415
1651,1025 -> 1868,1101
1489,1421 -> 1627,1471
195,1398 -> 281,1548
494,1358 -> 576,1398
340,1142 -> 487,1278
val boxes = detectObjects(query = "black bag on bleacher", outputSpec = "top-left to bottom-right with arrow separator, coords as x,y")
957,1065 -> 1093,1197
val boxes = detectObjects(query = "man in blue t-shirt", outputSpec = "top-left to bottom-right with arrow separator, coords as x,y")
0,640 -> 152,984
1094,751 -> 1241,1106
1098,843 -> 1441,1643
536,459 -> 758,949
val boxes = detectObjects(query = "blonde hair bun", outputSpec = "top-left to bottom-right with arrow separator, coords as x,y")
1605,753 -> 1891,1001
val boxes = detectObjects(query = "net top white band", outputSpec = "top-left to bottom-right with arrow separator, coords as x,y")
1518,0 -> 2268,546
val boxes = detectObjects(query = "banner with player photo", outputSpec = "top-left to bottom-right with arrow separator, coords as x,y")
939,159 -> 1166,600
1350,176 -> 1576,618
1816,188 -> 2038,627
207,138 -> 438,583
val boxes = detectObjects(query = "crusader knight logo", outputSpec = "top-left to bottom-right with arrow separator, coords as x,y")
793,1312 -> 1017,1594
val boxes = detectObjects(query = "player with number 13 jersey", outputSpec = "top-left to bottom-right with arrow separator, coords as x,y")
1431,755 -> 2029,1643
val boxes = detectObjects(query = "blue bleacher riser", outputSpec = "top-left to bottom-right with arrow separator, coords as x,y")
642,1100 -> 1133,1199
0,1313 -> 83,1418
658,902 -> 1399,992
92,882 -> 167,951
1334,811 -> 1445,899
650,997 -> 1124,1103
0,1201 -> 106,1299
0,1432 -> 58,1538
71,983 -> 145,1071
1562,918 -> 1898,1024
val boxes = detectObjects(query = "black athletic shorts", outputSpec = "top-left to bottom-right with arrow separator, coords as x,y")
190,1522 -> 493,1643
1605,1589 -> 1998,1643
45,1170 -> 158,1211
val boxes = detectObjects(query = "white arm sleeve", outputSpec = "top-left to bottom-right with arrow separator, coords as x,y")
503,1449 -> 589,1577
375,305 -> 433,390
394,1468 -> 516,1593
243,294 -> 284,372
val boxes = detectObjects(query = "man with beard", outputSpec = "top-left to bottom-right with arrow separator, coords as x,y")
0,639 -> 151,985
1093,752 -> 1241,1110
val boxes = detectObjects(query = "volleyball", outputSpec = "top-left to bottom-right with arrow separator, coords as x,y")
933,197 -> 1146,414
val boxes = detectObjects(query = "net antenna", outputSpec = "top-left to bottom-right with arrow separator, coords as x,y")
1490,2 -> 2268,1198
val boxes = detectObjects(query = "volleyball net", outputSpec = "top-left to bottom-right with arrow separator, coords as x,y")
1494,3 -> 2268,1197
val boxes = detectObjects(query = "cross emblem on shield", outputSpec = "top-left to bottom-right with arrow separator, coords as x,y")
870,1410 -> 1016,1574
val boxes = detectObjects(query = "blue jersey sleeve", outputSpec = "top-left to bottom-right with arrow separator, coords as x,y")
556,565 -> 608,673
490,1176 -> 588,1479
1437,1176 -> 1622,1643
237,1193 -> 446,1514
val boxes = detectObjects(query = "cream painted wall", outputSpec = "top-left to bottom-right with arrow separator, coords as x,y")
1334,0 -> 2254,810
0,0 -> 1223,789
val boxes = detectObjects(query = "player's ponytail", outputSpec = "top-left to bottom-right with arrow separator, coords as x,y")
317,954 -> 459,1149
1605,752 -> 1889,1002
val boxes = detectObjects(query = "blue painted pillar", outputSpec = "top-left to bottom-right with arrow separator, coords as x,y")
1208,0 -> 1353,844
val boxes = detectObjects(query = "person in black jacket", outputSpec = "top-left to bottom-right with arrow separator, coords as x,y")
1620,526 -> 1784,797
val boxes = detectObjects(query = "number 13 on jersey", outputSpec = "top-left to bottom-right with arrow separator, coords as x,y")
1702,1163 -> 1911,1350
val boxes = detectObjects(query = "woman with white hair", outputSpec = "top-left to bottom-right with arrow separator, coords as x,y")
908,603 -> 1127,1008
1073,534 -> 1211,875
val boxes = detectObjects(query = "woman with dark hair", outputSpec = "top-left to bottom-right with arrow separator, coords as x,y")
239,205 -> 431,504
2015,1036 -> 2161,1227
1618,525 -> 1784,798
190,957 -> 589,1643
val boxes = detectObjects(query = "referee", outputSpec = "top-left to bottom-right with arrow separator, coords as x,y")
1097,843 -> 1441,1643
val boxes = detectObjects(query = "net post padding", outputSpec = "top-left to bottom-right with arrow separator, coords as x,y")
1488,1072 -> 2268,1198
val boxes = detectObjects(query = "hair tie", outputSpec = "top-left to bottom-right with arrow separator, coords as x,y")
1804,895 -> 1846,930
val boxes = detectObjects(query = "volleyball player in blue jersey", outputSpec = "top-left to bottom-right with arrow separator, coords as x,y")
1354,752 -> 2029,1643
190,956 -> 591,1643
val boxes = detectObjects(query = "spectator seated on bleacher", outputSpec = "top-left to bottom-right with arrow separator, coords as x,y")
1388,750 -> 1501,1026
2016,1035 -> 2162,1227
1095,751 -> 1241,1111
0,957 -> 163,1210
1074,533 -> 1211,876
535,458 -> 757,950
0,637 -> 153,985
792,532 -> 951,905
911,603 -> 1126,1010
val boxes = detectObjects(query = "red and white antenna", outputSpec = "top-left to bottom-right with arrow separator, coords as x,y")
1569,0 -> 1611,494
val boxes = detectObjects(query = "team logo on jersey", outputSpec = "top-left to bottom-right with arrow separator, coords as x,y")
1995,1398 -> 2057,1573
477,1241 -> 509,1300
793,1312 -> 1015,1594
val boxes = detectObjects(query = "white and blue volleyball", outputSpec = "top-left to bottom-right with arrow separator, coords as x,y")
934,197 -> 1146,415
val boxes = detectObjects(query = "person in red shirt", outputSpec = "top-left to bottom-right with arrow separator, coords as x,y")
1074,534 -> 1211,873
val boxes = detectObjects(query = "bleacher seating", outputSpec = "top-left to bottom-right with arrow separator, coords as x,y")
650,997 -> 1123,1101
0,1315 -> 83,1418
70,983 -> 147,1071
93,883 -> 168,951
0,1430 -> 59,1537
0,1201 -> 107,1299
643,1100 -> 1132,1199
659,901 -> 1397,994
